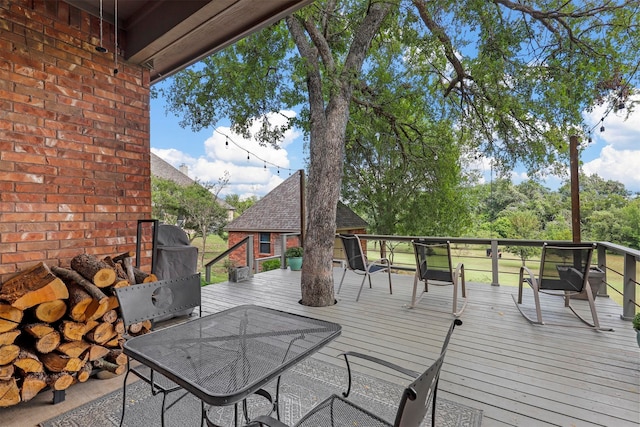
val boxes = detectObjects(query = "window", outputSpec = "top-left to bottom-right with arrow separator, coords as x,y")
259,233 -> 271,254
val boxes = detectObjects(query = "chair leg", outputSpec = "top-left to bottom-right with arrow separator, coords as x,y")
337,267 -> 348,294
408,273 -> 421,308
119,366 -> 131,427
387,267 -> 392,295
355,274 -> 368,302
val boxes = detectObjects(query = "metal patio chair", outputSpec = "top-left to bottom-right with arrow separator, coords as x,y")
337,234 -> 392,301
409,240 -> 467,316
245,318 -> 463,427
115,273 -> 203,427
513,242 -> 612,330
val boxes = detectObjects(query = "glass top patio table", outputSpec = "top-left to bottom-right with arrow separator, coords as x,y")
123,304 -> 342,406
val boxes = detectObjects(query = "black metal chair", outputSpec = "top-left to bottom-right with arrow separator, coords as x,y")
513,242 -> 613,330
337,234 -> 392,301
115,273 -> 203,427
409,240 -> 467,316
245,318 -> 463,427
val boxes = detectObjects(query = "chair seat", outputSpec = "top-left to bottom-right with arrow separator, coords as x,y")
295,394 -> 391,427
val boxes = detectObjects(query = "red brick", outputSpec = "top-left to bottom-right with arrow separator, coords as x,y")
1,231 -> 47,243
46,230 -> 85,241
18,240 -> 59,251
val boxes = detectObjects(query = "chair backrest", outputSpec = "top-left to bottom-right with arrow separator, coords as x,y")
114,273 -> 201,327
537,243 -> 595,292
413,240 -> 454,283
393,318 -> 462,427
340,234 -> 367,272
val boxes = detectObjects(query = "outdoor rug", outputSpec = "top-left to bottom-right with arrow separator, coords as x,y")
40,357 -> 482,427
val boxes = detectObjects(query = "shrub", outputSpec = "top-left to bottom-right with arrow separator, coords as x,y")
262,259 -> 281,272
285,247 -> 304,258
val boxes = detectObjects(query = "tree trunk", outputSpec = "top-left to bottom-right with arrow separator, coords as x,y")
287,3 -> 393,306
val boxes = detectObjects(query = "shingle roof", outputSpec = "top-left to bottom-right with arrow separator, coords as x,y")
225,170 -> 368,232
150,152 -> 234,210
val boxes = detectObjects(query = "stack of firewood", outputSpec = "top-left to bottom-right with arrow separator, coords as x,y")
0,253 -> 157,407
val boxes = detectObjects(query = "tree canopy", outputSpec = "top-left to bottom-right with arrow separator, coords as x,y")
160,0 -> 640,306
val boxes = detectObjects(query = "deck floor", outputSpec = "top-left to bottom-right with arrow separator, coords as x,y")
3,268 -> 639,426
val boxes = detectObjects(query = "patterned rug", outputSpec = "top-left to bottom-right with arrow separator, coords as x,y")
40,357 -> 482,427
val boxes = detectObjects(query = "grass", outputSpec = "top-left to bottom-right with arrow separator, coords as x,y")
190,234 -> 230,285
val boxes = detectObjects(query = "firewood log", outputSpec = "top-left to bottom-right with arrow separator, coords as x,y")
93,358 -> 125,375
103,256 -> 129,281
70,254 -> 116,288
13,349 -> 43,374
0,344 -> 20,365
0,364 -> 14,381
20,372 -> 48,402
0,330 -> 20,346
33,299 -> 67,323
122,257 -> 137,285
40,353 -> 84,372
34,331 -> 61,354
23,323 -> 54,338
51,266 -> 108,305
59,320 -> 87,342
105,349 -> 128,366
85,323 -> 116,345
57,341 -> 91,358
47,371 -> 74,390
65,281 -> 93,322
114,319 -> 125,335
86,344 -> 109,361
104,336 -> 124,349
0,262 -> 68,310
133,267 -> 157,284
75,360 -> 92,383
0,304 -> 22,334
84,298 -> 110,322
101,309 -> 118,324
0,378 -> 21,406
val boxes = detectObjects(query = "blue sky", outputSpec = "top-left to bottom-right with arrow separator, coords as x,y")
151,88 -> 640,199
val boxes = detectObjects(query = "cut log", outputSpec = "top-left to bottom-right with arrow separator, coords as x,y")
40,353 -> 84,372
70,254 -> 116,288
105,349 -> 128,366
0,344 -> 20,365
86,344 -> 109,361
13,350 -> 43,374
93,358 -> 125,375
106,295 -> 119,311
47,371 -> 74,390
133,267 -> 157,284
101,309 -> 118,324
0,364 -> 14,381
103,256 -> 128,281
114,319 -> 125,335
33,299 -> 67,323
128,322 -> 143,335
0,330 -> 20,346
0,304 -> 23,333
84,319 -> 99,333
85,323 -> 115,345
112,251 -> 135,263
0,262 -> 68,310
84,297 -> 110,322
122,257 -> 137,285
75,361 -> 92,383
59,320 -> 87,342
34,331 -> 61,354
104,336 -> 124,349
57,341 -> 91,358
0,378 -> 21,407
20,372 -> 48,402
23,323 -> 55,339
65,281 -> 93,322
51,266 -> 108,304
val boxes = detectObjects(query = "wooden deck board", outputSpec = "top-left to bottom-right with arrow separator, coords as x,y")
200,268 -> 639,427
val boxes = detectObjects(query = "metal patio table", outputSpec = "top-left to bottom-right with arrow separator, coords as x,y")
123,304 -> 342,426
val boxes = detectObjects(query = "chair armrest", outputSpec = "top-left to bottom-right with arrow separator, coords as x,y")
340,351 -> 419,379
244,415 -> 290,427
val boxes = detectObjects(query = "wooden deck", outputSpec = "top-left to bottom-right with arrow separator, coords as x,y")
4,268 -> 639,426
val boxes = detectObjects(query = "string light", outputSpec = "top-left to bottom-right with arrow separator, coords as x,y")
214,129 -> 296,174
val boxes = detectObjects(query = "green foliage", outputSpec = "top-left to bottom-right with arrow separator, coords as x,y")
224,194 -> 258,218
285,247 -> 304,258
261,259 -> 281,271
633,313 -> 640,330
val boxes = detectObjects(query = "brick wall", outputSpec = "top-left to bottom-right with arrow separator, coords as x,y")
0,0 -> 152,282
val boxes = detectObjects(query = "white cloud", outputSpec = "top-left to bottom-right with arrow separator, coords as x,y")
152,111 -> 302,199
582,96 -> 640,192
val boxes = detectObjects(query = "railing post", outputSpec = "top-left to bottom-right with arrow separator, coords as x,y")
246,235 -> 254,277
280,234 -> 288,269
491,239 -> 500,286
597,244 -> 608,297
622,253 -> 636,320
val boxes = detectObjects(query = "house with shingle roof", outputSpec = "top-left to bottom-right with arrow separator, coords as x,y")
150,152 -> 235,222
225,170 -> 368,268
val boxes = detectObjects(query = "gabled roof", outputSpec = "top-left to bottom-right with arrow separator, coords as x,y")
150,152 -> 234,210
225,170 -> 368,232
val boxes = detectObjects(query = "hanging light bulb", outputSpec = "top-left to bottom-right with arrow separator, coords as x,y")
600,125 -> 605,133
264,162 -> 267,171
95,0 -> 107,53
225,137 -> 229,148
247,152 -> 250,161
